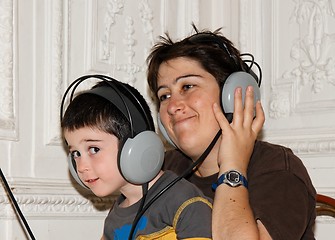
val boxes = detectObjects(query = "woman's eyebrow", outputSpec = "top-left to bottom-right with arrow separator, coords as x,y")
156,74 -> 202,93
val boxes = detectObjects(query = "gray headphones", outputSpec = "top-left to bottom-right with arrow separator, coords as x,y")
61,75 -> 164,188
158,33 -> 262,148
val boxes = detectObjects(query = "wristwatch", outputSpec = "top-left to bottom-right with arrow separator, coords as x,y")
212,170 -> 248,190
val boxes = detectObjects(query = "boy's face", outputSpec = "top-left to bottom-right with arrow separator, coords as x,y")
64,126 -> 126,197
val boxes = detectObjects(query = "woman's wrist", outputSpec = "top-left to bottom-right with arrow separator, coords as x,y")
218,160 -> 248,176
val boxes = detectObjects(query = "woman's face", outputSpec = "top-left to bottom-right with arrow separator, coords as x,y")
157,57 -> 221,160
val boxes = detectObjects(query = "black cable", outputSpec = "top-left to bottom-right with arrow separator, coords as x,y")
243,59 -> 262,87
128,182 -> 149,240
0,168 -> 36,240
127,129 -> 222,239
239,53 -> 262,88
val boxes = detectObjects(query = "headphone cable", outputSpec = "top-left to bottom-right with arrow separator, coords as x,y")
0,168 -> 36,240
128,182 -> 148,240
127,129 -> 221,239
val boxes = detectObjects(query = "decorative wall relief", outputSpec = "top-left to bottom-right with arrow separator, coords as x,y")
269,0 -> 335,119
100,0 -> 124,61
0,0 -> 16,139
289,0 -> 335,93
88,0 -> 155,85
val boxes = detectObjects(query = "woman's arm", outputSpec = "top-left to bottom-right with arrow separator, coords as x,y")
212,86 -> 267,239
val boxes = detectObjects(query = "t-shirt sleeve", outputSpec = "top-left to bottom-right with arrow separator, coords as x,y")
248,142 -> 316,239
250,171 -> 315,239
174,196 -> 213,239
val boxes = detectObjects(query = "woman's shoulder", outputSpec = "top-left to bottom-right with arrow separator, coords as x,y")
250,140 -> 302,171
249,140 -> 315,194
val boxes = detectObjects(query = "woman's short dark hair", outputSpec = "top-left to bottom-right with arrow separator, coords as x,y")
146,24 -> 243,107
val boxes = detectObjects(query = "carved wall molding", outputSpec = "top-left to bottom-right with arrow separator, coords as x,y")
0,0 -> 17,140
261,127 -> 335,155
0,178 -> 115,218
0,194 -> 114,218
278,139 -> 335,156
45,0 -> 65,145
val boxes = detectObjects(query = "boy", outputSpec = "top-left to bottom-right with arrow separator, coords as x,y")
60,75 -> 212,240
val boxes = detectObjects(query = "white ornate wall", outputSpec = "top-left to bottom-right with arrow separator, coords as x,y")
0,0 -> 334,239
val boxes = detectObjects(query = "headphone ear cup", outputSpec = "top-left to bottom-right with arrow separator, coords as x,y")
157,114 -> 176,148
67,154 -> 89,189
119,131 -> 165,184
221,71 -> 261,123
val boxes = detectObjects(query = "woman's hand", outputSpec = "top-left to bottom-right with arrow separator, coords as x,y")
213,86 -> 264,174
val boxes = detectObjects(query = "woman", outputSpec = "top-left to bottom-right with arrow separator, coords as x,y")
146,26 -> 316,239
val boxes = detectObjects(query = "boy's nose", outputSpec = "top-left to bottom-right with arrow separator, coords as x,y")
76,157 -> 89,173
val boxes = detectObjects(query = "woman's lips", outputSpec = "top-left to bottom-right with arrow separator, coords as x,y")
173,115 -> 195,126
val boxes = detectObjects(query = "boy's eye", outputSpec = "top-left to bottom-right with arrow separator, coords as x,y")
71,151 -> 80,159
89,147 -> 100,155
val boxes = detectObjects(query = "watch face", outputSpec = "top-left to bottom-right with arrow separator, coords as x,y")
227,171 -> 241,184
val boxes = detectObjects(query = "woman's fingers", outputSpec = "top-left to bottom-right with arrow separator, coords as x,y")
213,102 -> 229,130
252,100 -> 265,135
231,87 -> 243,125
243,86 -> 256,127
231,86 -> 255,128
214,85 -> 263,132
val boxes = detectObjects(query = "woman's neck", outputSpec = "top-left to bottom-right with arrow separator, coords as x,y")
193,139 -> 220,177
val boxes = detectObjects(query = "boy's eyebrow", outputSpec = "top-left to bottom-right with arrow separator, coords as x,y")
67,139 -> 102,150
156,74 -> 201,93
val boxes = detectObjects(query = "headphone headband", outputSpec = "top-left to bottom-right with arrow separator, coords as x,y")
188,33 -> 239,69
60,74 -> 154,135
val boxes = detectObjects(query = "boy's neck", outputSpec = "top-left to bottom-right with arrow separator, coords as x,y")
119,170 -> 164,208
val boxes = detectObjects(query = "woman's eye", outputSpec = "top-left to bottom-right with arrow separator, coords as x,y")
159,93 -> 170,102
89,147 -> 100,155
71,151 -> 80,159
182,84 -> 194,91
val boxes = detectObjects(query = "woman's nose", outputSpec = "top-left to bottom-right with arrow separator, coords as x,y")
167,94 -> 185,115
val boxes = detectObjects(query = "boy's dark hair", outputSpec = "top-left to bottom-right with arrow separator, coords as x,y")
61,91 -> 130,144
146,24 -> 243,107
61,80 -> 154,145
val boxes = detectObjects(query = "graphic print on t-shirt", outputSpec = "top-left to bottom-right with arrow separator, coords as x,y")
114,216 -> 147,240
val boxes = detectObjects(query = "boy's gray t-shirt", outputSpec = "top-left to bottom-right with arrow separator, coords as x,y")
103,170 -> 212,240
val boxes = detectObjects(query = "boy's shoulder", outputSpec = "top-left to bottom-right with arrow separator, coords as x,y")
152,170 -> 212,204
